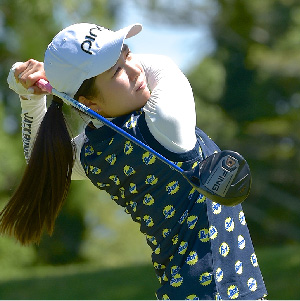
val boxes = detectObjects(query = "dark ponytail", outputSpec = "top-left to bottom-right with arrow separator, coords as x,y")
0,96 -> 75,245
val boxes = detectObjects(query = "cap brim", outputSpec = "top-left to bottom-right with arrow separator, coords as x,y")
119,24 -> 142,39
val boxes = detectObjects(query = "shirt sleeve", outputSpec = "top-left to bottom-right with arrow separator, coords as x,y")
20,96 -> 47,162
19,96 -> 88,180
7,63 -> 87,180
136,54 -> 197,153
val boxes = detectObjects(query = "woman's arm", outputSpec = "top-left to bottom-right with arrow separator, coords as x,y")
7,61 -> 87,180
8,62 -> 47,162
20,96 -> 47,162
136,54 -> 197,153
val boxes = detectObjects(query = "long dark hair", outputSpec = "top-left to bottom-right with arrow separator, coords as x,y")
0,77 -> 97,245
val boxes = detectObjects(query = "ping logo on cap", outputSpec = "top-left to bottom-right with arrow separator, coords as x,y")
81,25 -> 110,55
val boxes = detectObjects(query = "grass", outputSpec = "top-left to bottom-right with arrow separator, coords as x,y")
257,243 -> 300,300
0,244 -> 299,300
0,263 -> 159,300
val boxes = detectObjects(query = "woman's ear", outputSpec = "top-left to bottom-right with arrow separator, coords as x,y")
78,96 -> 102,113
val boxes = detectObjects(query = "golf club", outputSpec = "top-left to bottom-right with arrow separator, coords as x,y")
36,79 -> 251,206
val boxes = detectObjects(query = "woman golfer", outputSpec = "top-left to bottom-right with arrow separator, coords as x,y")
2,23 -> 267,300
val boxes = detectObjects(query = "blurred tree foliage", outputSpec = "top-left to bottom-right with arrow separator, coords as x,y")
1,0 -> 300,270
136,0 -> 300,245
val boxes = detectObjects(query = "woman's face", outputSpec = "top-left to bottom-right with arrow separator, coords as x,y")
80,45 -> 150,118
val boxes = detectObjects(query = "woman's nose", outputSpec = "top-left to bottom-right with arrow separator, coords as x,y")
126,61 -> 140,81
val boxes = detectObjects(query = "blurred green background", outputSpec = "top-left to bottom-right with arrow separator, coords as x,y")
0,0 -> 300,299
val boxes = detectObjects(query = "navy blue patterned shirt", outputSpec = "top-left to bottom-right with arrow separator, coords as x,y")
80,111 -> 267,300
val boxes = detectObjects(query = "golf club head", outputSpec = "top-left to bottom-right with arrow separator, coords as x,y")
183,150 -> 251,206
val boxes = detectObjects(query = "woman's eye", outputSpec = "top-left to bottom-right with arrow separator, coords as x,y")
112,50 -> 131,77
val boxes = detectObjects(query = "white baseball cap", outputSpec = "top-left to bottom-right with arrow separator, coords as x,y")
44,23 -> 142,97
